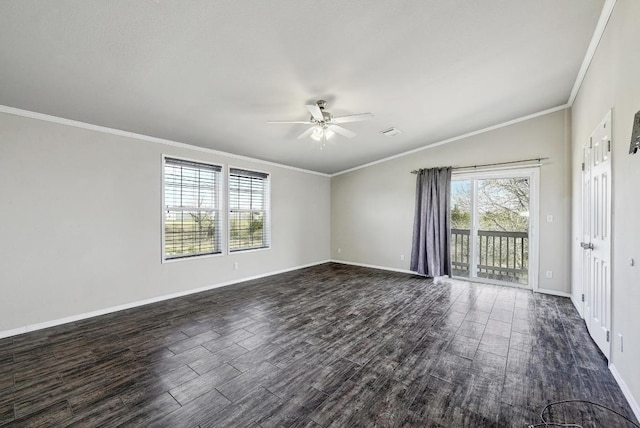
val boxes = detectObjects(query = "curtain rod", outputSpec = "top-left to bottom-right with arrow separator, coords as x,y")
410,157 -> 548,174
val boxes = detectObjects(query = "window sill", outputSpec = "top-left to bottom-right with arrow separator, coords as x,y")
162,252 -> 224,264
229,246 -> 271,254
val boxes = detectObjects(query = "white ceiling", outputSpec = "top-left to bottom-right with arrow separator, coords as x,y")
0,1 -> 604,174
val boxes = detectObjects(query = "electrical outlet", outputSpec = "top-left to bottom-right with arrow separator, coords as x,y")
337,248 -> 342,254
400,255 -> 405,261
545,270 -> 553,279
233,262 -> 239,270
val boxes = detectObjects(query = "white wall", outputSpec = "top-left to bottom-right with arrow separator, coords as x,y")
331,109 -> 572,293
570,0 -> 640,411
0,112 -> 331,333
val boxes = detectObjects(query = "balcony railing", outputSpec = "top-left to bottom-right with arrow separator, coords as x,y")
451,228 -> 529,284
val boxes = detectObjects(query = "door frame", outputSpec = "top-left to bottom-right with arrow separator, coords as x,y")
579,143 -> 591,319
452,166 -> 540,290
580,109 -> 613,360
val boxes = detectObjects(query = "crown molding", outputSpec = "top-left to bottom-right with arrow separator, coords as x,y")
568,0 -> 617,105
0,105 -> 330,178
331,104 -> 569,177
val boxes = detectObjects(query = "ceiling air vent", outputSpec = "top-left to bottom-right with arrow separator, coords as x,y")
380,127 -> 402,137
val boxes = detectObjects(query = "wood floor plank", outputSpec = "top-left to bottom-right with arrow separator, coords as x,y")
456,320 -> 486,340
111,391 -> 181,426
0,263 -> 637,427
0,404 -> 13,426
169,363 -> 240,405
355,377 -> 411,427
446,335 -> 480,360
308,380 -> 376,427
200,386 -> 281,428
254,394 -> 312,428
216,361 -> 280,403
463,309 -> 490,324
64,396 -> 125,427
118,364 -> 199,407
167,330 -> 221,355
151,388 -> 231,428
9,400 -> 72,427
478,333 -> 510,357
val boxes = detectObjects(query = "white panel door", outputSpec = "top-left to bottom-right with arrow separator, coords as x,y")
582,110 -> 612,360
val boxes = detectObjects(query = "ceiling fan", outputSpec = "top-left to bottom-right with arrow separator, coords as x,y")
268,100 -> 374,141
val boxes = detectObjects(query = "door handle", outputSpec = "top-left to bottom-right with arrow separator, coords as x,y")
580,242 -> 594,250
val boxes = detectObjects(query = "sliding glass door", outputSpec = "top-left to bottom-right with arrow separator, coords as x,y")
450,168 -> 538,288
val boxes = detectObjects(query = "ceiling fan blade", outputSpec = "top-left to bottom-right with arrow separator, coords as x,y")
332,112 -> 374,124
297,127 -> 315,139
306,104 -> 325,122
267,120 -> 313,124
328,124 -> 356,139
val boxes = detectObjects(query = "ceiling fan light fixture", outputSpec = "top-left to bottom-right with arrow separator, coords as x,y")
311,127 -> 324,141
269,100 -> 373,145
324,127 -> 335,139
310,125 -> 334,141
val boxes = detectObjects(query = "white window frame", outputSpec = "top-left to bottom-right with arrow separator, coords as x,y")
162,155 -> 225,262
228,165 -> 271,253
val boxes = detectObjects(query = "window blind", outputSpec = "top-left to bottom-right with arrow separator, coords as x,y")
229,168 -> 270,252
164,157 -> 222,259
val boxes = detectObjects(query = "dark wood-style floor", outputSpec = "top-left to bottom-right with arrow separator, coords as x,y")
0,263 -> 637,427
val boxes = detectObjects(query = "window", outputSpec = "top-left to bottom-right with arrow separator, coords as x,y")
229,168 -> 270,252
163,157 -> 222,260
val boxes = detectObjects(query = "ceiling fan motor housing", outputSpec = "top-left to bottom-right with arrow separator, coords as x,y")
313,100 -> 332,123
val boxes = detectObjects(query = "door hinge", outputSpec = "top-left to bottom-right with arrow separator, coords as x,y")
581,162 -> 585,171
608,140 -> 611,152
581,294 -> 585,302
606,331 -> 610,342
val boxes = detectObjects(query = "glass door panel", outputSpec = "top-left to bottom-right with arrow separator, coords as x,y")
476,178 -> 529,285
451,173 -> 533,287
451,180 -> 472,278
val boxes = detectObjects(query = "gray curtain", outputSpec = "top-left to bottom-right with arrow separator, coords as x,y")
410,167 -> 452,277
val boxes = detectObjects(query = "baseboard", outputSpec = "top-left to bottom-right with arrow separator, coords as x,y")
609,363 -> 640,423
534,288 -> 571,298
0,259 -> 331,339
329,263 -> 574,297
570,295 -> 584,318
330,259 -> 415,275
